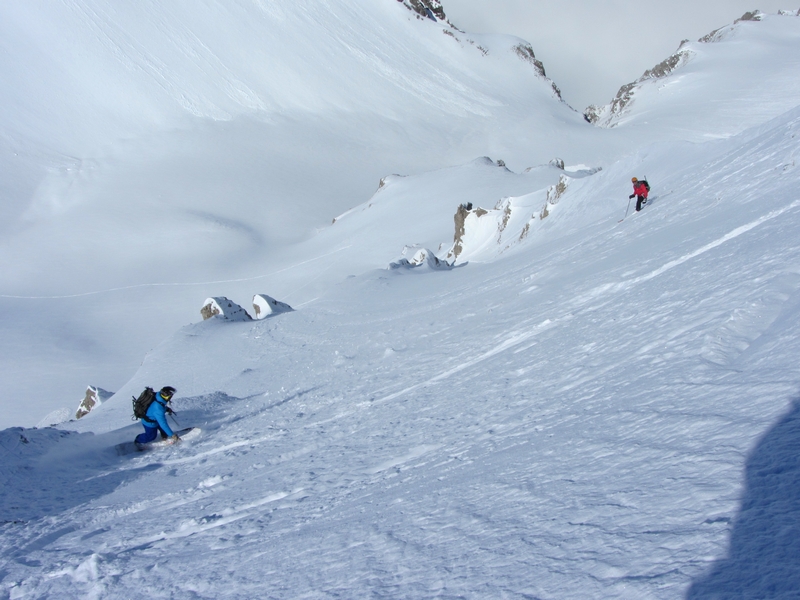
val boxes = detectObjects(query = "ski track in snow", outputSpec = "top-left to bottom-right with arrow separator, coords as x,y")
372,196 -> 800,409
10,165 -> 795,597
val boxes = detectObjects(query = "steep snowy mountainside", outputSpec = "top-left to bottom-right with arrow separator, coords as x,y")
585,12 -> 800,140
0,0 -> 590,427
9,104 -> 800,598
0,0 -> 584,237
79,102 -> 800,431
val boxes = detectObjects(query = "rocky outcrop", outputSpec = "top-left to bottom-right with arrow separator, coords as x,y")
75,385 -> 113,419
399,0 -> 446,22
252,294 -> 293,319
513,44 -> 563,100
446,197 -> 513,263
201,297 -> 252,321
448,202 -> 473,261
546,175 -> 569,205
700,11 -> 765,43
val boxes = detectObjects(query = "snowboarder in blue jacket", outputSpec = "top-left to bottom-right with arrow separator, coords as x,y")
135,386 -> 180,446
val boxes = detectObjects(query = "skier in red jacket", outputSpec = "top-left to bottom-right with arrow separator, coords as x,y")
630,177 -> 650,212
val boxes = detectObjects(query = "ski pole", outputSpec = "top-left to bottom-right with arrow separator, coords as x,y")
623,196 -> 632,220
168,410 -> 180,428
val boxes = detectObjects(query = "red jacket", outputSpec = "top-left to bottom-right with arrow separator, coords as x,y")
633,181 -> 649,198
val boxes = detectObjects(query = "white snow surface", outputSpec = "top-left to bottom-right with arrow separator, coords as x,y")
1,4 -> 800,598
590,12 -> 800,140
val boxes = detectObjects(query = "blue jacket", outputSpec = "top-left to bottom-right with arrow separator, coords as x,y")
141,392 -> 175,437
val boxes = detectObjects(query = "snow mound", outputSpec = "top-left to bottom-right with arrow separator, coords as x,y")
252,294 -> 293,319
0,428 -> 75,464
200,297 -> 252,322
36,408 -> 73,428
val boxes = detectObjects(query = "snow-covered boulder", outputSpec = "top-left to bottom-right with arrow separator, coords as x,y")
201,297 -> 252,322
252,294 -> 293,319
390,248 -> 452,270
75,385 -> 114,419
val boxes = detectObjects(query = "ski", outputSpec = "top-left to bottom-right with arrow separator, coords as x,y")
114,427 -> 200,456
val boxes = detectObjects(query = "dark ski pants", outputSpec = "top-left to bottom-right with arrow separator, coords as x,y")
635,195 -> 647,211
135,425 -> 167,444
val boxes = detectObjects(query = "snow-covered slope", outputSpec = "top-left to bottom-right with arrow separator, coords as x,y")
2,6 -> 800,597
0,0 -> 589,426
3,103 -> 800,597
586,11 -> 800,140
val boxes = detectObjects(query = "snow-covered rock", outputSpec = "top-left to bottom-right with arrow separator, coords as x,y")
699,10 -> 765,43
546,174 -> 570,205
389,248 -> 451,270
200,297 -> 252,322
252,294 -> 293,319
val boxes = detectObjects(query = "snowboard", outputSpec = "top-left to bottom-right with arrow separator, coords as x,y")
115,427 -> 200,456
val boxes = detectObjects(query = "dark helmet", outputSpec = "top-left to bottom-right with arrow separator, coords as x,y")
160,386 -> 177,401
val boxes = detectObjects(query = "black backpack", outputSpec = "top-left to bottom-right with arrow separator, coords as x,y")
641,180 -> 651,192
132,387 -> 156,420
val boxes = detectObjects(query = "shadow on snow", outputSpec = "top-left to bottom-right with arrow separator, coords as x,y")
687,399 -> 800,598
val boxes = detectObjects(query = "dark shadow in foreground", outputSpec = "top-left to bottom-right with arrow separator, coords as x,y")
687,399 -> 800,599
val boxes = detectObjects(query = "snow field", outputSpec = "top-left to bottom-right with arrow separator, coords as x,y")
4,102 -> 800,596
2,4 -> 800,598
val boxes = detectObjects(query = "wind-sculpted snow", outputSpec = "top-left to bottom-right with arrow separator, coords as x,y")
3,104 -> 800,597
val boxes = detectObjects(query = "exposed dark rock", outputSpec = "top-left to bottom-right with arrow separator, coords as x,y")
450,202 -> 471,261
583,105 -> 602,124
513,44 -> 563,100
736,11 -> 764,22
546,175 -> 569,205
400,0 -> 446,22
75,385 -> 113,419
513,44 -> 546,78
